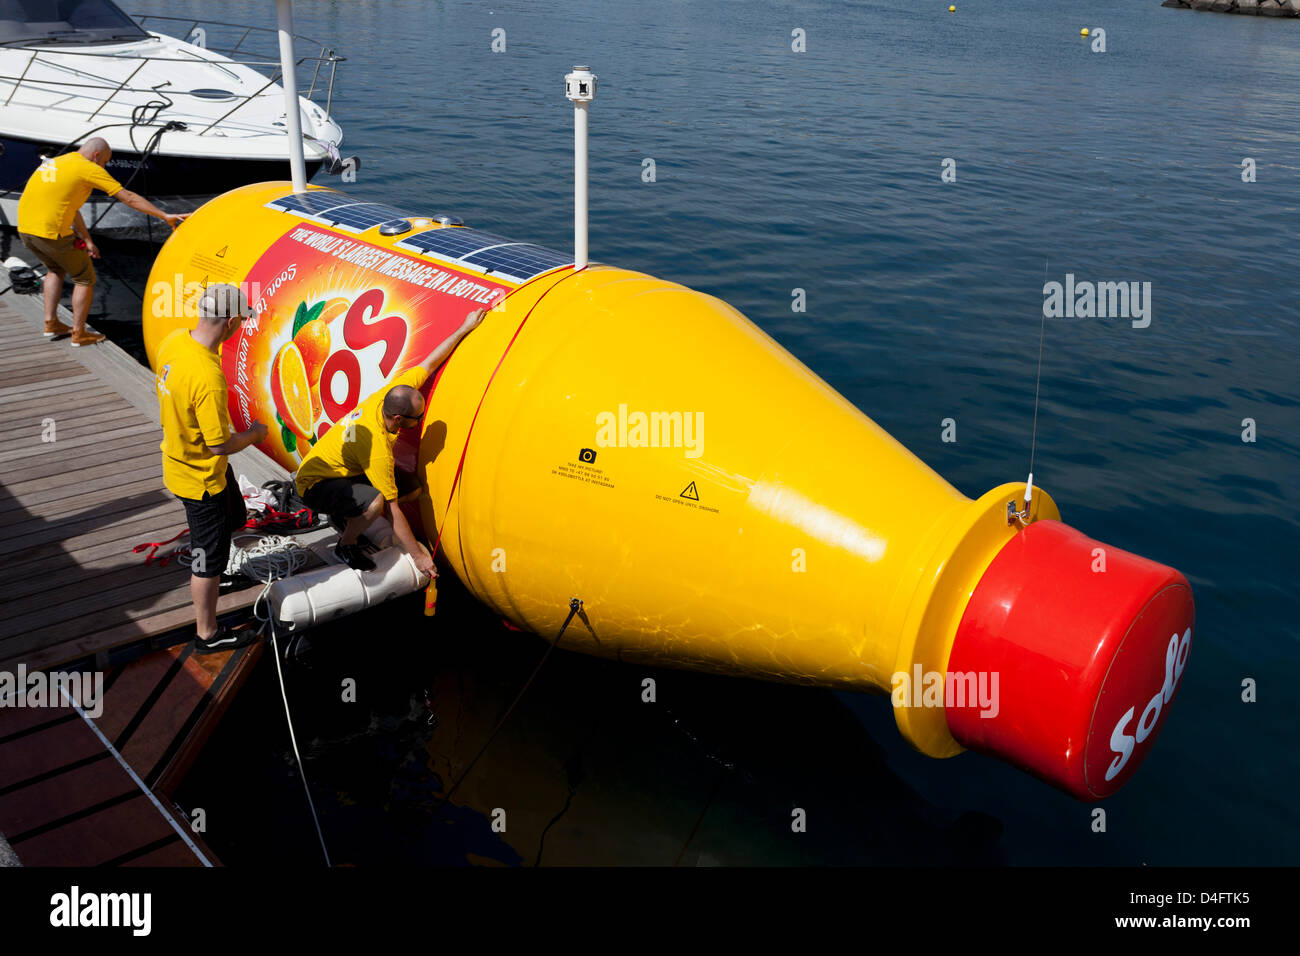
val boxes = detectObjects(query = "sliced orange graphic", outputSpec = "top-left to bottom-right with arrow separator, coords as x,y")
319,296 -> 349,323
270,342 -> 314,440
294,318 -> 332,386
309,377 -> 323,422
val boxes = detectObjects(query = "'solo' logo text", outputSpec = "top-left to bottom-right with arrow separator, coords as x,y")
1105,627 -> 1192,782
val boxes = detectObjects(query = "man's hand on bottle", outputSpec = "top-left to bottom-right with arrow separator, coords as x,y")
413,548 -> 436,578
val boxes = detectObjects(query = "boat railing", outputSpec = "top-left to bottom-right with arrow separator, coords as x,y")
0,13 -> 344,138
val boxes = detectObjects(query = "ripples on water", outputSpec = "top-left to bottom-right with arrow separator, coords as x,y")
146,0 -> 1300,864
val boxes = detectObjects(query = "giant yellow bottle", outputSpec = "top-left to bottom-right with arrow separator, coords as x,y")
145,183 -> 1194,800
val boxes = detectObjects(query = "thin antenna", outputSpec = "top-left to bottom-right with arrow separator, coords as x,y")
1026,259 -> 1049,506
565,66 -> 597,270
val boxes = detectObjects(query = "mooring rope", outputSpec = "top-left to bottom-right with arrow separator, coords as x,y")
1025,258 -> 1050,514
226,538 -> 333,868
427,597 -> 584,829
265,618 -> 333,867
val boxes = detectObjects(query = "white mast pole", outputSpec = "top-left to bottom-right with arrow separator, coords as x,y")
564,66 -> 596,271
276,0 -> 308,192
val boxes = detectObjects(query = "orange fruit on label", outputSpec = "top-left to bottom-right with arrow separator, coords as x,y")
309,378 -> 323,421
294,318 -> 332,386
320,297 -> 349,323
270,342 -> 314,440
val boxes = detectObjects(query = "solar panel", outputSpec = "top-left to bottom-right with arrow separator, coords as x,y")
396,227 -> 513,259
265,198 -> 575,281
396,227 -> 572,283
463,243 -> 572,280
265,194 -> 413,233
316,203 -> 413,233
267,192 -> 351,217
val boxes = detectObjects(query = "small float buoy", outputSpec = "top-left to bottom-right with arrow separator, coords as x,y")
948,5 -> 956,11
1081,28 -> 1090,37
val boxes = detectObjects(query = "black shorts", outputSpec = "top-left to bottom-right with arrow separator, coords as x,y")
302,476 -> 383,521
178,466 -> 248,579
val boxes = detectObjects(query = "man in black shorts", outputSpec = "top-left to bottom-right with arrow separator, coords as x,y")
155,284 -> 267,652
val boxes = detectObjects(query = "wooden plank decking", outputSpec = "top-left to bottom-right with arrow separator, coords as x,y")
0,275 -> 341,867
0,291 -> 306,671
0,639 -> 263,866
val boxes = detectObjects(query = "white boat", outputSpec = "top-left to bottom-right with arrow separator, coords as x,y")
0,0 -> 349,240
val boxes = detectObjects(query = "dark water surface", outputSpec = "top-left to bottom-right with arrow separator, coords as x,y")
20,0 -> 1298,865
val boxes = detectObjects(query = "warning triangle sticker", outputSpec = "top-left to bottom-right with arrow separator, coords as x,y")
680,481 -> 699,501
215,245 -> 228,258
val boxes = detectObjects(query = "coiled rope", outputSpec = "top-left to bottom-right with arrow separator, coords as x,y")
175,531 -> 311,583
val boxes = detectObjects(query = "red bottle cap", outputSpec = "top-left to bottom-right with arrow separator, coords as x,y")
946,520 -> 1193,800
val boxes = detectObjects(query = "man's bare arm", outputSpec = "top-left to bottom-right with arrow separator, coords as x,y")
388,500 -> 435,577
71,212 -> 99,258
115,188 -> 189,229
418,308 -> 486,376
205,422 -> 268,457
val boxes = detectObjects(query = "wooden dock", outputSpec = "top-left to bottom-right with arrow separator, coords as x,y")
0,294 -> 296,671
0,273 -> 334,866
0,641 -> 263,866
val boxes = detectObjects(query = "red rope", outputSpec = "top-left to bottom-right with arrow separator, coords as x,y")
427,269 -> 581,564
133,492 -> 314,566
132,528 -> 189,566
244,506 -> 314,531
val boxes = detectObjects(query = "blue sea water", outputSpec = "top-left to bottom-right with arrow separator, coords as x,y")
66,0 -> 1300,865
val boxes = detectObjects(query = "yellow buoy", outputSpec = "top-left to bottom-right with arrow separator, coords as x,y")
1081,28 -> 1090,37
948,5 -> 956,11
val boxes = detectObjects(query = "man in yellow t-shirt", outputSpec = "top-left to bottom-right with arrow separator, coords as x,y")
17,137 -> 187,346
296,308 -> 487,573
156,284 -> 268,653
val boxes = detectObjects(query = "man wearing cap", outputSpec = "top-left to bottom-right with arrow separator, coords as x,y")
17,136 -> 187,346
155,284 -> 267,653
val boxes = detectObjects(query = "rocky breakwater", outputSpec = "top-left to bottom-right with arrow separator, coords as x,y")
1163,0 -> 1300,15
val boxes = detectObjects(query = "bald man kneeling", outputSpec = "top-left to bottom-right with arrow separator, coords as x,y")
295,308 -> 486,573
16,137 -> 188,346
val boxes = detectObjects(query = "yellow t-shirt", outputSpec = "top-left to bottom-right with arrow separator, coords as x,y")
155,328 -> 234,500
295,366 -> 429,501
16,152 -> 123,240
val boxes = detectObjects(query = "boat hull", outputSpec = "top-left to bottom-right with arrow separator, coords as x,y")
0,136 -> 325,240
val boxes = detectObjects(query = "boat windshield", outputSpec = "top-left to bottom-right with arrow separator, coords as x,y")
0,0 -> 148,46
